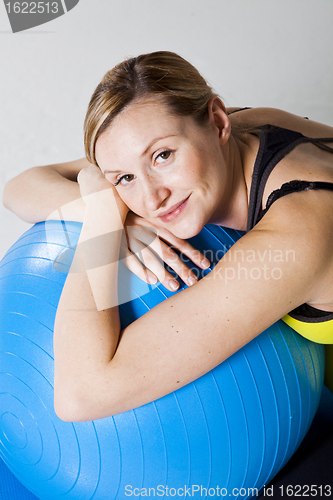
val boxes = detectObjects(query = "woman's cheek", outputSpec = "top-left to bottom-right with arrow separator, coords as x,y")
119,190 -> 140,215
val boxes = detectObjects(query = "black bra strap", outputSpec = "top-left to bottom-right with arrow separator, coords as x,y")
247,131 -> 333,230
227,107 -> 252,115
257,180 -> 333,223
311,138 -> 333,153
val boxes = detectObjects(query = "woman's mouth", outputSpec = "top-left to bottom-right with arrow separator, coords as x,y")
157,195 -> 191,223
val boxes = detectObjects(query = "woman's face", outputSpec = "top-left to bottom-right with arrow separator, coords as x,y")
95,98 -> 231,239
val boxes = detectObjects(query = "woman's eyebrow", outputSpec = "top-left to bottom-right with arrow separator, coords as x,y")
103,134 -> 177,174
140,134 -> 176,157
103,169 -> 121,174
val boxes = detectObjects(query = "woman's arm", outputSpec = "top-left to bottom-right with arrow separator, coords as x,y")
54,170 -> 333,422
54,166 -> 129,420
228,107 -> 333,137
2,158 -> 90,223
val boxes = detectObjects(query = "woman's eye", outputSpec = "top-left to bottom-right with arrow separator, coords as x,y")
155,150 -> 172,164
114,174 -> 135,186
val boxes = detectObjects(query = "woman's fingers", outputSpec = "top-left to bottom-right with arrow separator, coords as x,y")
145,237 -> 201,288
121,242 -> 180,291
163,236 -> 211,270
122,240 -> 179,291
126,214 -> 211,270
127,225 -> 210,284
120,245 -> 158,285
125,233 -> 205,291
123,213 -> 212,290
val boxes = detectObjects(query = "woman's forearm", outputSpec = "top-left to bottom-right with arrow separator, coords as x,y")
3,159 -> 89,223
53,187 -> 129,421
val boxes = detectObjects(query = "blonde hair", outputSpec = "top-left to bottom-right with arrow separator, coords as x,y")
84,51 -> 218,166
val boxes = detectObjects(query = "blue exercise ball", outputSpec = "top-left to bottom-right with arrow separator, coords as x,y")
0,221 -> 325,499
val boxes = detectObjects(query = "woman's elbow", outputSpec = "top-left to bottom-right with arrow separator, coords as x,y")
54,396 -> 78,423
54,385 -> 90,422
2,181 -> 14,212
54,381 -> 124,422
54,383 -> 112,422
3,179 -> 36,223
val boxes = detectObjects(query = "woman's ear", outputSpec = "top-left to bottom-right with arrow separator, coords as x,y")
207,97 -> 231,146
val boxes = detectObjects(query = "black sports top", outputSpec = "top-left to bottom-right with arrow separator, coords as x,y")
228,108 -> 333,343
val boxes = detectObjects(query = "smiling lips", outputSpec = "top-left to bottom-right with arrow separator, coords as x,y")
157,195 -> 191,223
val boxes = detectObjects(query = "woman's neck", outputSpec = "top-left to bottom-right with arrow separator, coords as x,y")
212,132 -> 257,231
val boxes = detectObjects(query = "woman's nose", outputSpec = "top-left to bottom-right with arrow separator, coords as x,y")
142,177 -> 171,211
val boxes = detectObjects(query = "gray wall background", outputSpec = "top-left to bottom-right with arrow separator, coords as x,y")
1,0 -> 333,259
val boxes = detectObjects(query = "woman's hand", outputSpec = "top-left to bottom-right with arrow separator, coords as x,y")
77,164 -> 129,220
122,212 -> 211,291
77,164 -> 114,197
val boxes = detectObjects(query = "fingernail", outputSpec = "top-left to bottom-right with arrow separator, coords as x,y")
188,276 -> 197,286
201,258 -> 210,268
148,275 -> 158,284
169,279 -> 179,291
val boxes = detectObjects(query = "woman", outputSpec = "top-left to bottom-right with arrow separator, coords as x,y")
3,51 -> 333,422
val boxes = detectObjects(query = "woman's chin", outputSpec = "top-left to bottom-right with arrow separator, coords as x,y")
170,221 -> 205,240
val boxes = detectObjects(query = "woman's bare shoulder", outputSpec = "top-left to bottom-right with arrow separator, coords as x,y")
227,107 -> 333,138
